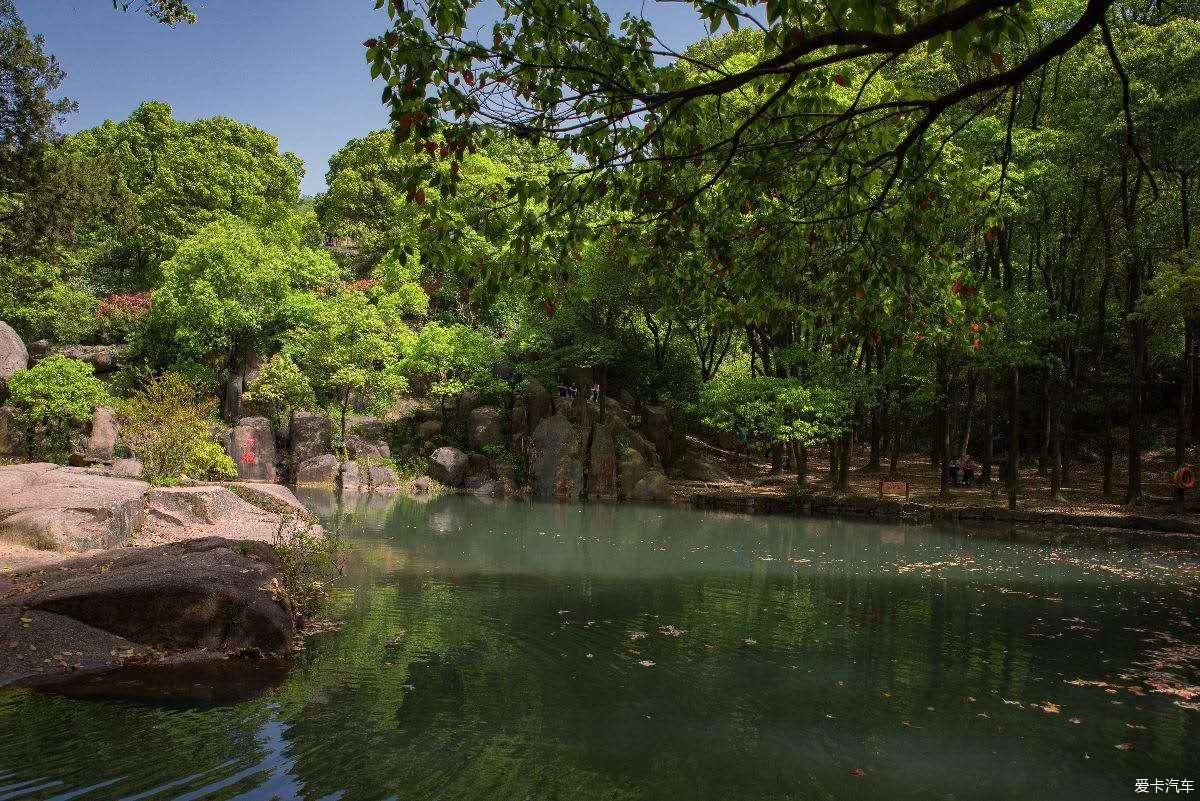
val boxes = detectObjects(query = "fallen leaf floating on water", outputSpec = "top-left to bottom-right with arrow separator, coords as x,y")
743,638 -> 757,646
1069,718 -> 1082,724
850,769 -> 865,778
638,660 -> 655,668
1115,743 -> 1135,751
658,625 -> 686,637
1034,701 -> 1061,714
629,631 -> 649,641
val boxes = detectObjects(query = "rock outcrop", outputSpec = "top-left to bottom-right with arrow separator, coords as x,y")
0,464 -> 312,564
468,406 -> 505,451
0,463 -> 146,551
427,446 -> 469,487
228,416 -> 277,482
529,413 -> 586,500
29,342 -> 127,375
673,449 -> 734,484
289,411 -> 331,466
82,406 -> 120,464
339,461 -> 400,494
0,537 -> 296,687
0,321 -> 27,397
294,453 -> 339,486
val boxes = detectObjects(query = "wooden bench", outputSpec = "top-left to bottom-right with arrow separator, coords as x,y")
879,479 -> 909,499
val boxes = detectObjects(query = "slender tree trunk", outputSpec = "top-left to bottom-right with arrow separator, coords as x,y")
960,370 -> 978,458
837,434 -> 850,493
889,400 -> 901,477
1175,323 -> 1194,513
1049,379 -> 1063,502
1127,317 -> 1146,505
793,442 -> 808,488
1102,390 -> 1114,496
983,372 -> 995,483
1038,369 -> 1050,476
1007,364 -> 1020,510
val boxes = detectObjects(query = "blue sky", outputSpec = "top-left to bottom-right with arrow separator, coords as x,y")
16,0 -> 712,196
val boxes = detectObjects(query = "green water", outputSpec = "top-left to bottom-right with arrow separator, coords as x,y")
2,495 -> 1199,800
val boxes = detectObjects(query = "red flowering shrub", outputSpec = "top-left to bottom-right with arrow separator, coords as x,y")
97,292 -> 153,319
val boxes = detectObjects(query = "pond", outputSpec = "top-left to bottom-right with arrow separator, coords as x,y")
2,495 -> 1199,800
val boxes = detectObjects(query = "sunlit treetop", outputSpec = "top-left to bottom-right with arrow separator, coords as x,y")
364,0 -> 1125,256
111,0 -> 194,25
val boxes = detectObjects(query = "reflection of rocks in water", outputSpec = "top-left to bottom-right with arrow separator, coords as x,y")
293,486 -> 341,519
21,657 -> 292,707
426,499 -> 463,535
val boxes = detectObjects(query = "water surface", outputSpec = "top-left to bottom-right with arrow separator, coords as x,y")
2,495 -> 1199,800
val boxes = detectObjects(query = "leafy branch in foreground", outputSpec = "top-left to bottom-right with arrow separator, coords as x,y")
110,0 -> 194,25
364,0 -> 1123,259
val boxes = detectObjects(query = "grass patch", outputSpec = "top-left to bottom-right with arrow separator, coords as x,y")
272,517 -> 346,619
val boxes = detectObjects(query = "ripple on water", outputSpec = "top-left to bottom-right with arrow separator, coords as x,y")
1,495 -> 1197,800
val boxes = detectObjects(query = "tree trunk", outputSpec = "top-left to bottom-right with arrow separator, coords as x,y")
1007,364 -> 1020,510
960,370 -> 978,458
983,372 -> 995,483
837,434 -> 850,493
1127,317 -> 1146,505
1102,389 -> 1114,496
1175,322 -> 1194,513
1038,370 -> 1050,476
793,442 -> 808,488
1049,381 -> 1063,502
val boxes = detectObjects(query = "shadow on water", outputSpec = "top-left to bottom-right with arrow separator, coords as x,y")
1,492 -> 1197,800
18,658 -> 294,707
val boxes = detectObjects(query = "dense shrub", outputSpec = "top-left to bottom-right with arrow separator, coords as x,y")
117,372 -> 235,484
6,355 -> 109,462
244,353 -> 316,425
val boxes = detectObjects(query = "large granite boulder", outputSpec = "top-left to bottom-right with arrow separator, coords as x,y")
29,344 -> 127,375
529,413 -> 585,501
143,485 -> 306,543
510,404 -> 529,450
0,464 -> 147,551
82,406 -> 119,464
345,433 -> 390,461
345,415 -> 391,444
295,454 -> 339,486
0,321 -> 27,397
340,461 -> 400,494
0,537 -> 296,687
524,379 -> 554,432
427,446 -> 469,487
289,411 -> 331,466
640,405 -> 678,466
468,406 -> 505,451
417,419 -> 442,443
588,420 -> 619,500
0,464 -> 312,571
629,472 -> 671,502
673,449 -> 733,483
617,446 -> 651,499
228,416 -> 277,482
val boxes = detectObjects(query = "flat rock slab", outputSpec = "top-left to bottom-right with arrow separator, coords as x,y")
0,464 -> 314,571
0,537 -> 295,687
0,463 -> 147,551
143,485 -> 303,544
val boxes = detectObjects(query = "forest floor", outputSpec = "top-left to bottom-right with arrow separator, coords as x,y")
670,435 -> 1200,534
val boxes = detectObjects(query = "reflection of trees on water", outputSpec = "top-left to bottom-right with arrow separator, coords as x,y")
2,498 -> 1197,799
